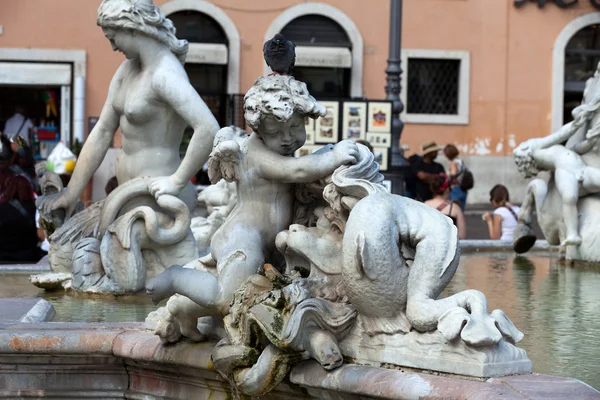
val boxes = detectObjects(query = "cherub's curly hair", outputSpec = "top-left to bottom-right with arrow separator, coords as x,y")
97,0 -> 188,63
244,75 -> 326,132
513,143 -> 540,179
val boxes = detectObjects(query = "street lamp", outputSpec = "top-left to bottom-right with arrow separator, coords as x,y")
384,0 -> 408,195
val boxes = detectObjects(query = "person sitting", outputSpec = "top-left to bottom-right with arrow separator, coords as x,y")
482,184 -> 520,241
0,168 -> 43,263
412,141 -> 445,202
444,144 -> 468,211
425,174 -> 466,239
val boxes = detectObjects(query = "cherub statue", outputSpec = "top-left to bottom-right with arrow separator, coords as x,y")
208,145 -> 526,396
146,74 -> 360,338
514,62 -> 600,248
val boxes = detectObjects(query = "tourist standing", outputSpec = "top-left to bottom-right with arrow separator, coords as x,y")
412,141 -> 445,202
444,144 -> 468,210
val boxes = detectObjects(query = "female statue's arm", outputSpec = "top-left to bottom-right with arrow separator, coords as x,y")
66,70 -> 121,199
149,68 -> 219,197
37,65 -> 122,217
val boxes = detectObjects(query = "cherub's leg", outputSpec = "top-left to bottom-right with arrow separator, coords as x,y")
167,294 -> 220,342
554,168 -> 582,246
513,179 -> 548,253
147,228 -> 266,313
215,240 -> 266,311
581,166 -> 600,193
146,264 -> 220,308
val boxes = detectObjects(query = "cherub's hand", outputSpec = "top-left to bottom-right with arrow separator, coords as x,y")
36,190 -> 77,223
149,176 -> 186,199
332,140 -> 359,167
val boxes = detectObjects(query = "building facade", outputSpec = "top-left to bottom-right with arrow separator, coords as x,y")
1,0 -> 599,202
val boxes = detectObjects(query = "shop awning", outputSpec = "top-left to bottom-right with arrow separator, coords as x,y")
295,46 -> 352,68
185,43 -> 228,65
0,62 -> 72,85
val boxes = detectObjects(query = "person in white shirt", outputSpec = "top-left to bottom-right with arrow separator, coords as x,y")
3,107 -> 34,145
482,184 -> 521,241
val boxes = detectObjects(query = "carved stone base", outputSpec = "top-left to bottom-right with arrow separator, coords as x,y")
339,323 -> 532,378
29,272 -> 72,291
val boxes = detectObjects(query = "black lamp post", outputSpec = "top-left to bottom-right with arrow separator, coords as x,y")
384,0 -> 409,195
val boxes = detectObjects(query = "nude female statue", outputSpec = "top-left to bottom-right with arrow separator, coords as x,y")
36,0 -> 219,292
39,0 -> 218,217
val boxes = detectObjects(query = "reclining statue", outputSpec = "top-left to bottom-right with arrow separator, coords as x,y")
35,0 -> 219,293
513,61 -> 600,262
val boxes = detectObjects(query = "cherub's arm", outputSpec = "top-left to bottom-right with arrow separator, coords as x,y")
256,140 -> 358,183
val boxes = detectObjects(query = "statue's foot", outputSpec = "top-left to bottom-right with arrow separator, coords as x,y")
561,235 -> 582,247
178,317 -> 205,342
146,264 -> 183,304
513,223 -> 537,254
155,318 -> 182,344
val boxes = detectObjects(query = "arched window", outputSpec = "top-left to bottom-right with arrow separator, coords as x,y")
168,10 -> 229,183
168,11 -> 228,44
563,24 -> 600,123
169,11 -> 228,100
280,15 -> 352,99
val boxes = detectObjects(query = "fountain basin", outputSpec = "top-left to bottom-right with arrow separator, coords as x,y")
1,242 -> 599,398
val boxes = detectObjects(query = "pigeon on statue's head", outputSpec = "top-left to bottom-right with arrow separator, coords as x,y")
263,33 -> 296,75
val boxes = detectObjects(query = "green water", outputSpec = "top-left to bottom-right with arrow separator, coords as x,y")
0,252 -> 599,389
445,252 -> 600,390
0,273 -> 157,323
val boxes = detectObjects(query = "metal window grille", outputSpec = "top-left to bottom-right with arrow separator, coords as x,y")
406,58 -> 460,115
226,94 -> 246,129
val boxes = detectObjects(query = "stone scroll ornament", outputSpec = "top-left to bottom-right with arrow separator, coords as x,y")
513,61 -> 600,262
145,47 -> 531,395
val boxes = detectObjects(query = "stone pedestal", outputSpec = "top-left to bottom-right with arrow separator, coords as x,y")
340,326 -> 532,378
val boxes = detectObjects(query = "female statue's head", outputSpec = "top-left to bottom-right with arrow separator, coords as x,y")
97,0 -> 188,63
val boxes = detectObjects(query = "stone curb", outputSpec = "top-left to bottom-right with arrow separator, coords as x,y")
0,324 -> 598,399
290,361 -> 600,400
459,239 -> 554,253
0,263 -> 51,272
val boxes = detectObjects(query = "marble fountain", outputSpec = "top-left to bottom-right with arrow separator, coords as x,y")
0,1 -> 599,399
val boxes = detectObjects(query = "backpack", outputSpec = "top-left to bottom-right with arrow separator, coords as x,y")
460,165 -> 474,191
